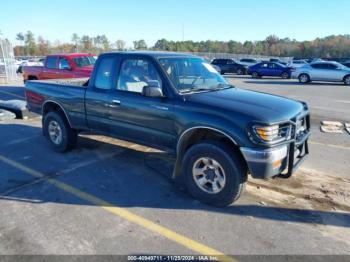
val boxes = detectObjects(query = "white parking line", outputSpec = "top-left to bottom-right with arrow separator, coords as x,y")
3,135 -> 40,147
309,141 -> 350,150
334,100 -> 350,104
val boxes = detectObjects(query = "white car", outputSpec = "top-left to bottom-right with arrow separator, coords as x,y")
292,61 -> 350,85
21,59 -> 44,67
287,60 -> 308,68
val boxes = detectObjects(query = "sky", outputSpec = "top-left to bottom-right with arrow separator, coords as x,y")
0,0 -> 349,47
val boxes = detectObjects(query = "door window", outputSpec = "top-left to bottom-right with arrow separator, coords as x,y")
326,64 -> 338,70
46,57 -> 58,69
117,59 -> 162,93
312,64 -> 328,69
94,57 -> 114,90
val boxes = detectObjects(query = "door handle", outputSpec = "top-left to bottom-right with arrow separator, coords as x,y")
150,104 -> 169,111
112,99 -> 121,105
108,100 -> 121,108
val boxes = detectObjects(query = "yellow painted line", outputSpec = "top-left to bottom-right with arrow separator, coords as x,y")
309,141 -> 350,150
0,155 -> 236,262
0,89 -> 24,99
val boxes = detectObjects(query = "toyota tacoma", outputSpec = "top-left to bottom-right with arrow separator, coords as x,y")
25,51 -> 310,206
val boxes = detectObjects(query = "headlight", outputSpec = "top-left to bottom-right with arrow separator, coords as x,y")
251,123 -> 291,144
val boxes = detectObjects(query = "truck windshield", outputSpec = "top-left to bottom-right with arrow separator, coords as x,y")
72,56 -> 96,68
159,57 -> 231,94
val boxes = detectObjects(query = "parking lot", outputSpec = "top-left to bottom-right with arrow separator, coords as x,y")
0,76 -> 350,259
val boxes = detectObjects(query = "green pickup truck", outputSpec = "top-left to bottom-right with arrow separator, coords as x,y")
25,51 -> 310,206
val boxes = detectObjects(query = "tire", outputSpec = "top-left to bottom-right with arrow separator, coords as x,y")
221,70 -> 226,75
237,68 -> 244,75
298,74 -> 310,83
43,111 -> 77,153
344,75 -> 350,86
252,72 -> 260,78
182,141 -> 247,207
281,72 -> 290,79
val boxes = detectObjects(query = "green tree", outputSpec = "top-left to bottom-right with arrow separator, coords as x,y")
37,36 -> 50,56
100,35 -> 110,51
24,31 -> 36,55
133,39 -> 147,50
115,39 -> 126,50
16,32 -> 25,44
80,35 -> 93,52
71,33 -> 80,52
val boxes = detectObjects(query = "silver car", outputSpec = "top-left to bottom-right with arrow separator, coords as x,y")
292,61 -> 350,85
287,59 -> 308,68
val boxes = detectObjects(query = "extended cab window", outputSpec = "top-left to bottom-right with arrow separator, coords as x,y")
94,57 -> 114,90
117,59 -> 162,93
46,57 -> 58,69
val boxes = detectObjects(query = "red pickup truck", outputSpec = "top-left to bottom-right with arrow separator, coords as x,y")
23,53 -> 96,81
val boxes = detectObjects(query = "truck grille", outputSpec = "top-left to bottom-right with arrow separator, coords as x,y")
292,114 -> 310,143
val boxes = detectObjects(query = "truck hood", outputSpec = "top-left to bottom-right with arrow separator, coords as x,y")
184,87 -> 305,123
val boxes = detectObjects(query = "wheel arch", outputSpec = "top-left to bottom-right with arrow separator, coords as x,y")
343,74 -> 350,81
173,126 -> 247,181
298,72 -> 310,78
42,100 -> 72,128
27,75 -> 38,80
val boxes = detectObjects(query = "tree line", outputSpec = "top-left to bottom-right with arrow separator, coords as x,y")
12,31 -> 350,59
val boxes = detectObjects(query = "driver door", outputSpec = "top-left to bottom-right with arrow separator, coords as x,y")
108,57 -> 176,150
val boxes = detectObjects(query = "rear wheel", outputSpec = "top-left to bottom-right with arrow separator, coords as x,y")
298,74 -> 310,83
281,72 -> 290,79
43,111 -> 77,153
182,141 -> 247,206
252,72 -> 260,78
237,68 -> 244,75
344,75 -> 350,86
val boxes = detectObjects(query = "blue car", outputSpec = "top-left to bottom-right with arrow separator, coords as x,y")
248,62 -> 293,79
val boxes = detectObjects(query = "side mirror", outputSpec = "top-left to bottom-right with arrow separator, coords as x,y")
142,81 -> 163,98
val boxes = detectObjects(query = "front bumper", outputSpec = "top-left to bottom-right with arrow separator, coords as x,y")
240,135 -> 310,179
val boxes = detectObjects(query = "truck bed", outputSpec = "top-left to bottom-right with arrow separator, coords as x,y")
25,78 -> 89,129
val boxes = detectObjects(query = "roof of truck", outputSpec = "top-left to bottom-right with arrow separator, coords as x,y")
101,51 -> 197,58
47,53 -> 95,57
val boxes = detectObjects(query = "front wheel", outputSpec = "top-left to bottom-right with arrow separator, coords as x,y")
298,74 -> 310,83
43,111 -> 77,153
281,72 -> 290,79
344,75 -> 350,86
182,141 -> 247,207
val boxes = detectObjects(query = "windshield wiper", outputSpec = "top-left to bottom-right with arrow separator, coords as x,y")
178,87 -> 210,94
179,84 -> 233,94
210,83 -> 232,90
